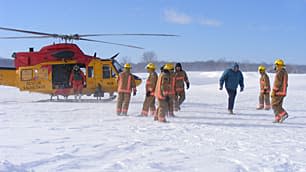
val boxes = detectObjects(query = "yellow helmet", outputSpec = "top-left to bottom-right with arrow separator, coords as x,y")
258,65 -> 266,72
124,63 -> 132,69
166,63 -> 174,70
146,63 -> 156,70
163,63 -> 173,70
274,59 -> 285,66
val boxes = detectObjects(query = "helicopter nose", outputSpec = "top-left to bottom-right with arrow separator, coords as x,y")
133,74 -> 142,86
133,75 -> 141,80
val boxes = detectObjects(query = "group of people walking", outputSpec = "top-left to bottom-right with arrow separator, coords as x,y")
116,62 -> 189,123
115,58 -> 288,123
219,58 -> 288,123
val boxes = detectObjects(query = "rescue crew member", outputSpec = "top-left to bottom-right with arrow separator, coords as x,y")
155,63 -> 172,122
219,63 -> 244,114
116,63 -> 137,116
168,63 -> 176,117
257,65 -> 271,110
69,65 -> 86,100
271,59 -> 288,123
174,63 -> 190,111
141,63 -> 158,116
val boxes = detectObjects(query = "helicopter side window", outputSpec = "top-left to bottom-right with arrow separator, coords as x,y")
80,67 -> 86,76
21,69 -> 33,81
102,65 -> 111,79
88,66 -> 94,78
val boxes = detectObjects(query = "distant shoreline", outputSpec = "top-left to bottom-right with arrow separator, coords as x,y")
1,58 -> 305,73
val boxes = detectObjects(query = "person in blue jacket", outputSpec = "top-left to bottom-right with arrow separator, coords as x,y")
219,63 -> 244,114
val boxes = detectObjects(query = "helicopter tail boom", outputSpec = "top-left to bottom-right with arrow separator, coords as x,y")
0,67 -> 17,87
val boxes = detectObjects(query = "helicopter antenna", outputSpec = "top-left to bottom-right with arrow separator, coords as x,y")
0,26 -> 178,49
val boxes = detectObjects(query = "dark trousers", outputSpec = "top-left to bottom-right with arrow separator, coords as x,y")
226,88 -> 237,110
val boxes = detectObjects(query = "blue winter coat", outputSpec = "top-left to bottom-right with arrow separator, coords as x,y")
219,68 -> 244,90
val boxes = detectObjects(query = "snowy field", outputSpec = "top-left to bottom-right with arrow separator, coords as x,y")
0,71 -> 306,172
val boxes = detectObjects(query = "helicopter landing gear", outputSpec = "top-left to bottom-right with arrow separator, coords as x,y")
94,84 -> 104,100
74,94 -> 82,102
50,94 -> 59,101
109,92 -> 116,100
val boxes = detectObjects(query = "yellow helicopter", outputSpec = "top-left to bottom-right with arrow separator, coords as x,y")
0,27 -> 177,101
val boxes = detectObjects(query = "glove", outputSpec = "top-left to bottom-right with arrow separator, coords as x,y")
240,87 -> 244,92
186,82 -> 190,90
146,91 -> 151,97
219,86 -> 223,90
133,91 -> 136,96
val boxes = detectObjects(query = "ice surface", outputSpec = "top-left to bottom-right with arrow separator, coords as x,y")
0,72 -> 306,172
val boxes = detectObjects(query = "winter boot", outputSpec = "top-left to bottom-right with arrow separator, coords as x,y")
279,113 -> 288,123
273,115 -> 281,123
228,109 -> 234,115
264,105 -> 271,110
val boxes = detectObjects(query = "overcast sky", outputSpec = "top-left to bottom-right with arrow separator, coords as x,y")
1,0 -> 306,64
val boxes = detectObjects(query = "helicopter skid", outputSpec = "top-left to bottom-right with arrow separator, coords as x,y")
35,95 -> 116,103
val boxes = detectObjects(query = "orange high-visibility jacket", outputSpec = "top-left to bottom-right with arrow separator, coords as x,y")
146,71 -> 158,96
260,72 -> 270,93
117,70 -> 136,94
168,72 -> 176,95
272,68 -> 288,96
155,72 -> 171,100
175,70 -> 189,92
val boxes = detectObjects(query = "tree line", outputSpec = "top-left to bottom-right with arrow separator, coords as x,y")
1,52 -> 306,73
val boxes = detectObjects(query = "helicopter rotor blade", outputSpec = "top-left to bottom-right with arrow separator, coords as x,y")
0,27 -> 58,37
0,26 -> 177,49
0,36 -> 53,39
79,33 -> 179,37
110,53 -> 120,59
79,38 -> 144,49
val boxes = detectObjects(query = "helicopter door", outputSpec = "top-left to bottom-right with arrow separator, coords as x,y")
51,64 -> 86,89
101,64 -> 116,91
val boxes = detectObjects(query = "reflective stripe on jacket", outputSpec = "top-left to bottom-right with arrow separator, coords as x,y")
155,72 -> 171,99
118,71 -> 136,93
168,72 -> 176,95
146,71 -> 158,96
175,70 -> 189,92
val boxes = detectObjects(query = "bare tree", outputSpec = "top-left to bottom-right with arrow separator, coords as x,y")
142,51 -> 158,63
120,56 -> 131,64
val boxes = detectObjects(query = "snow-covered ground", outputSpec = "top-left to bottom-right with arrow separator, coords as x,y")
0,71 -> 306,172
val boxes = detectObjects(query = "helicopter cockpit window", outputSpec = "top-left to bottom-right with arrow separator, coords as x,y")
21,69 -> 33,81
103,65 -> 111,79
113,60 -> 123,73
80,67 -> 86,76
88,66 -> 94,78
